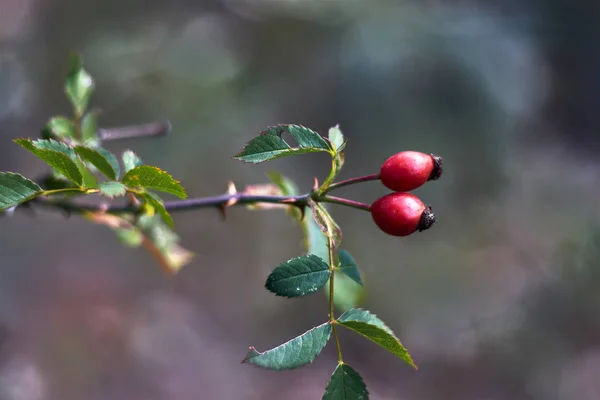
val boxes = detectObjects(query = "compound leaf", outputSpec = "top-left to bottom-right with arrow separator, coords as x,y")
0,173 -> 43,211
322,364 -> 369,400
338,249 -> 363,286
122,165 -> 186,199
265,254 -> 330,298
14,139 -> 82,186
234,124 -> 331,163
242,323 -> 331,370
337,309 -> 416,369
75,146 -> 120,180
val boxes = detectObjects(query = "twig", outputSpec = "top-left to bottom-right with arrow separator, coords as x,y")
98,121 -> 171,141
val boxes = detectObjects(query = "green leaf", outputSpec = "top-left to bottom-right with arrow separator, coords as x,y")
328,125 -> 346,153
265,254 -> 331,298
99,181 -> 127,198
322,364 -> 369,400
337,309 -> 417,369
310,200 -> 342,249
74,159 -> 98,189
122,150 -> 143,173
338,249 -> 363,286
116,226 -> 144,247
122,165 -> 186,199
266,171 -> 303,220
14,139 -> 83,186
242,323 -> 332,370
138,192 -> 175,229
74,146 -> 120,180
0,173 -> 43,211
325,271 -> 366,312
234,124 -> 332,163
42,116 -> 76,141
65,54 -> 94,116
81,111 -> 99,144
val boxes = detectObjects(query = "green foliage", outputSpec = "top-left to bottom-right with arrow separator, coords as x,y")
323,364 -> 369,400
14,139 -> 83,186
138,191 -> 175,229
0,173 -> 43,211
65,54 -> 94,117
122,165 -> 186,199
325,271 -> 366,312
42,116 -> 76,141
337,309 -> 416,369
98,181 -> 127,198
80,111 -> 99,145
310,200 -> 342,249
338,250 -> 363,286
328,125 -> 346,153
234,125 -> 332,163
242,323 -> 332,370
265,254 -> 331,298
75,146 -> 120,180
122,150 -> 143,173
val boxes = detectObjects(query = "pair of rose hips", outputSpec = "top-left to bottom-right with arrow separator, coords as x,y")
370,151 -> 443,236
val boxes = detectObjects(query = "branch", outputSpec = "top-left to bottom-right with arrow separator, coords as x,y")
98,121 -> 171,141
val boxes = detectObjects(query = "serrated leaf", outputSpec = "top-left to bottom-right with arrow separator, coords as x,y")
328,125 -> 346,153
122,165 -> 186,199
14,139 -> 83,186
122,150 -> 143,173
74,159 -> 98,189
337,309 -> 417,369
310,200 -> 342,249
75,146 -> 120,180
138,192 -> 174,229
65,54 -> 94,116
99,181 -> 127,198
338,249 -> 363,286
234,124 -> 332,163
322,364 -> 369,400
265,254 -> 331,298
42,116 -> 76,141
325,271 -> 366,312
81,111 -> 99,144
0,173 -> 43,211
242,323 -> 332,370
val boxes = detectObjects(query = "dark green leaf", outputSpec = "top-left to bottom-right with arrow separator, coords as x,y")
265,254 -> 330,298
322,364 -> 369,400
338,250 -> 363,286
81,111 -> 99,144
242,323 -> 331,370
234,124 -> 332,163
310,200 -> 342,249
122,150 -> 143,173
0,173 -> 43,211
337,309 -> 417,369
74,146 -> 120,180
74,159 -> 98,189
42,116 -> 76,141
65,54 -> 94,116
122,166 -> 186,199
328,125 -> 346,153
99,181 -> 127,198
139,192 -> 174,229
14,139 -> 83,186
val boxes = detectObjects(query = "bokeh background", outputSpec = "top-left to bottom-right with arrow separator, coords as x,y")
1,0 -> 600,399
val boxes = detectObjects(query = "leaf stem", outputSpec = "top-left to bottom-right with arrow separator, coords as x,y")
328,239 -> 343,363
42,187 -> 94,196
323,174 -> 380,194
320,195 -> 371,212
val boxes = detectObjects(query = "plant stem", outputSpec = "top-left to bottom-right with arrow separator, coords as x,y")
320,195 -> 371,212
36,192 -> 311,214
42,187 -> 94,196
98,121 -> 171,141
323,174 -> 380,194
328,239 -> 343,363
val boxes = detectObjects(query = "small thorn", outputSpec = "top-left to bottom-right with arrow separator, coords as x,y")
217,205 -> 227,220
225,181 -> 238,207
313,177 -> 319,191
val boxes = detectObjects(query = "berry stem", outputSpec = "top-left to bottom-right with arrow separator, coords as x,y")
320,195 -> 371,212
322,173 -> 380,194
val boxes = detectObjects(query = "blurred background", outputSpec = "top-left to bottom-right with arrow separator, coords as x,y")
1,0 -> 600,399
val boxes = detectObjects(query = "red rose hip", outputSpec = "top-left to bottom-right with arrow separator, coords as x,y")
370,192 -> 435,236
379,151 -> 443,192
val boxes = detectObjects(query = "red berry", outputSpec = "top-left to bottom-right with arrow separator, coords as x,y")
379,151 -> 443,192
370,192 -> 435,236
